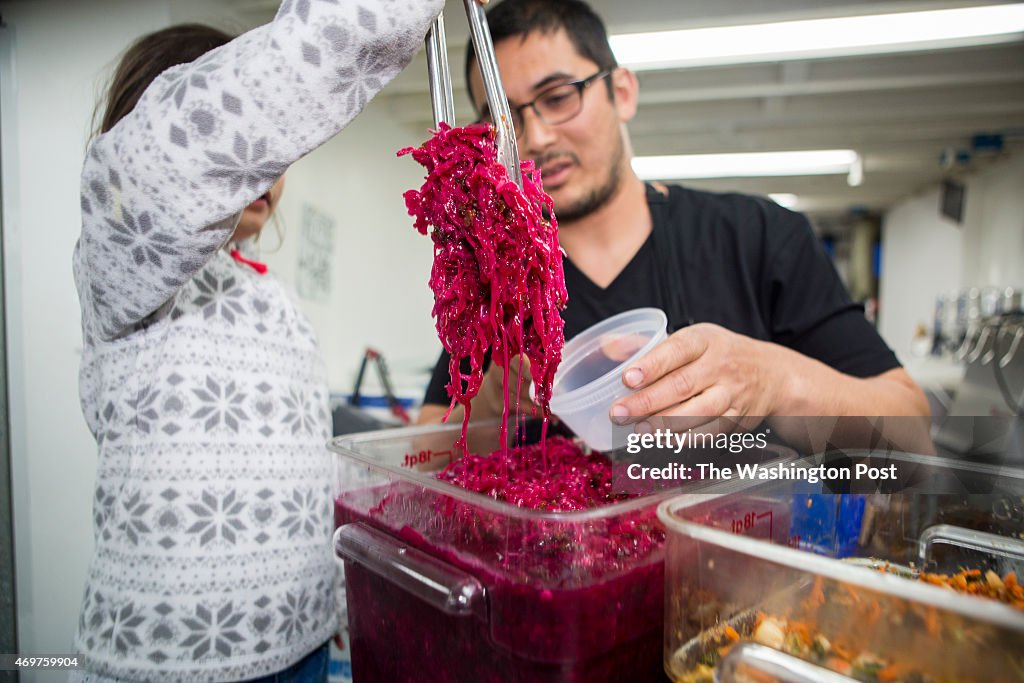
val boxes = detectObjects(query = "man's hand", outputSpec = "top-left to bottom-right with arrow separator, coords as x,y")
608,323 -> 779,429
606,322 -> 933,454
474,354 -> 537,419
416,355 -> 537,425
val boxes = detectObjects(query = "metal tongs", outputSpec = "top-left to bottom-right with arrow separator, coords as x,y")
425,2 -> 523,188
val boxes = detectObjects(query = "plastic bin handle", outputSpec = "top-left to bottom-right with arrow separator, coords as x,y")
719,642 -> 856,683
918,523 -> 1024,566
335,523 -> 487,619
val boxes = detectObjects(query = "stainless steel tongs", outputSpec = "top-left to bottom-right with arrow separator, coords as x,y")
425,2 -> 523,188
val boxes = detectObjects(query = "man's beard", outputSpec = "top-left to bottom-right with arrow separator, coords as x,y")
543,136 -> 624,224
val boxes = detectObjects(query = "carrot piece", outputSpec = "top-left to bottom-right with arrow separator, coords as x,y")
866,598 -> 883,624
826,657 -> 852,674
831,643 -> 852,661
790,621 -> 811,645
805,577 -> 825,609
924,607 -> 941,637
878,662 -> 907,682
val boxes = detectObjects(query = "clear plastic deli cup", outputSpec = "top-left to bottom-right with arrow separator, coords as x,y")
549,307 -> 668,451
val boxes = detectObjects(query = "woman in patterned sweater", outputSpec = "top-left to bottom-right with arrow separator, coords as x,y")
71,1 -> 445,680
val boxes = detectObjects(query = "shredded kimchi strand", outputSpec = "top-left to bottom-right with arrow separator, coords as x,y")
400,123 -> 567,450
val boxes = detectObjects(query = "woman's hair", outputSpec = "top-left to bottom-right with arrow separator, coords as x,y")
96,23 -> 233,135
464,0 -> 617,106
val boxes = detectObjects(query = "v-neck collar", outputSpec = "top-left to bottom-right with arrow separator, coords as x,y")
562,234 -> 654,295
561,183 -> 662,294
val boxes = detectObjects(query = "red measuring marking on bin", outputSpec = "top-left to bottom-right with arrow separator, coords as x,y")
723,506 -> 807,547
401,449 -> 455,469
730,510 -> 774,539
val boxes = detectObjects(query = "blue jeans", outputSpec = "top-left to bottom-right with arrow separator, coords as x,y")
240,641 -> 330,683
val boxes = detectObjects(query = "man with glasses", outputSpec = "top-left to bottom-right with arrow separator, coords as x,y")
418,0 -> 929,452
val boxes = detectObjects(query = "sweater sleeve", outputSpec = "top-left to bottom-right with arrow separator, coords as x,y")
74,0 -> 444,341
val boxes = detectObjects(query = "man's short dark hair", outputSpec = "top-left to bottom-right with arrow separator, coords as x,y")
465,0 -> 618,106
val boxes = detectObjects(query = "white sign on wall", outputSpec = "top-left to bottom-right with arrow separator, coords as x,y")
297,203 -> 335,302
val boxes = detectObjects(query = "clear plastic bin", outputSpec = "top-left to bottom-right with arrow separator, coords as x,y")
330,420 -> 794,683
658,451 -> 1024,683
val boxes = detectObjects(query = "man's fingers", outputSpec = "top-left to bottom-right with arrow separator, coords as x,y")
632,413 -> 714,435
620,327 -> 710,391
659,387 -> 731,421
629,388 -> 733,435
599,332 -> 648,361
611,355 -> 714,422
494,355 -> 537,411
513,354 -> 532,378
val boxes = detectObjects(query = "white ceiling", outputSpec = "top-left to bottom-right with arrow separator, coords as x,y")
220,0 -> 1024,229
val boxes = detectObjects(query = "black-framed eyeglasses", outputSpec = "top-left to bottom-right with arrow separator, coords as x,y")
480,69 -> 613,138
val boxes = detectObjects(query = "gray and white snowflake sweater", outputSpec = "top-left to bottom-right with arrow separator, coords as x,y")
71,1 -> 443,680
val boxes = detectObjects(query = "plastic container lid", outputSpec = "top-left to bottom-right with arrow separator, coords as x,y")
548,308 -> 668,451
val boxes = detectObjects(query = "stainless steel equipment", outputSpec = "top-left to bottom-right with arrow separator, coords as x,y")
424,1 -> 523,188
933,298 -> 1024,462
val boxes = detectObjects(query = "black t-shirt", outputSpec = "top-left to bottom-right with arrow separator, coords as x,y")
423,183 -> 899,405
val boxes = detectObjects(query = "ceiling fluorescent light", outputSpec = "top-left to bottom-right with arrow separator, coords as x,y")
610,4 -> 1024,70
769,193 -> 799,209
632,150 -> 858,180
847,155 -> 864,187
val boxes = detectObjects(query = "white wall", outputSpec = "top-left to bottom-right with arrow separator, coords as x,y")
877,188 -> 964,357
961,153 -> 1024,288
878,153 -> 1024,358
0,1 -> 440,677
